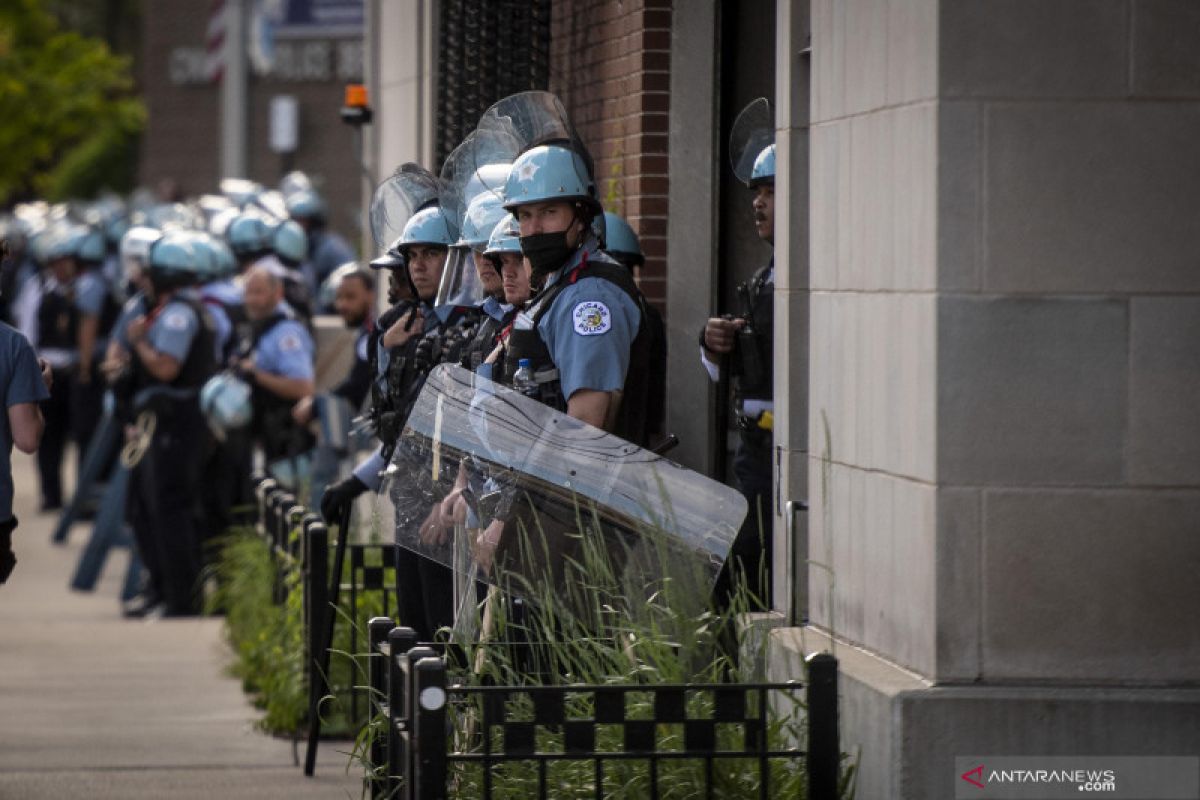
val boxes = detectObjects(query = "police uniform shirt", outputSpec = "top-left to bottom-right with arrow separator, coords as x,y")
200,280 -> 242,357
481,296 -> 511,322
252,306 -> 314,381
147,300 -> 201,364
111,293 -> 149,350
0,323 -> 51,520
310,230 -> 355,287
74,271 -> 109,318
526,242 -> 641,399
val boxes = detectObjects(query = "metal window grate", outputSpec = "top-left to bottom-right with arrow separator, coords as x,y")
435,0 -> 553,166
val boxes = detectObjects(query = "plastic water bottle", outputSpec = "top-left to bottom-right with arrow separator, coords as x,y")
512,359 -> 538,398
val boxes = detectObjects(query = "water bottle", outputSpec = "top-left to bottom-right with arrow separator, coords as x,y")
512,358 -> 538,398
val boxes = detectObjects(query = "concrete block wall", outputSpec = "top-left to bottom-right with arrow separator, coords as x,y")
549,0 -> 672,310
806,0 -> 942,678
807,0 -> 1200,686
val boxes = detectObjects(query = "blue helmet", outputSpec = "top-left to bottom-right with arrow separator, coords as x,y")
272,219 -> 308,264
457,192 -> 509,250
185,232 -> 237,282
502,144 -> 598,213
285,189 -> 326,222
397,206 -> 456,252
147,232 -> 203,289
226,212 -> 273,257
750,144 -> 776,187
483,216 -> 522,257
598,212 -> 643,267
200,373 -> 253,437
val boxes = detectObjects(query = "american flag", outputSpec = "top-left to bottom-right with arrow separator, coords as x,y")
205,0 -> 226,84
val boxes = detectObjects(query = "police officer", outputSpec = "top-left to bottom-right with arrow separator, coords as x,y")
702,137 -> 776,610
497,143 -> 652,443
234,264 -> 316,468
456,192 -> 517,372
121,233 -> 217,617
32,228 -> 81,511
475,216 -> 529,378
270,218 -> 316,320
293,266 -> 376,509
285,188 -> 356,304
0,234 -> 53,583
65,225 -> 121,462
321,204 -> 461,641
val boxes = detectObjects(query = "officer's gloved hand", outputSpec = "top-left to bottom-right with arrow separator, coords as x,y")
413,333 -> 439,374
320,475 -> 368,523
0,523 -> 16,584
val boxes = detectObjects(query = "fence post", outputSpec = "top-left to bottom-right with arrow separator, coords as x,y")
806,652 -> 839,800
302,520 -> 328,777
397,643 -> 436,800
367,617 -> 395,799
411,656 -> 448,800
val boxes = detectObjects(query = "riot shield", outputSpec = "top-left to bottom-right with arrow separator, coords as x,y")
368,163 -> 444,253
383,364 -> 746,620
729,97 -> 774,186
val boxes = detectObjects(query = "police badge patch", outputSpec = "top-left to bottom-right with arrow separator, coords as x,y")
572,301 -> 611,336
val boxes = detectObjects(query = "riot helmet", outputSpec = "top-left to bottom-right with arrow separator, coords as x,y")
730,97 -> 776,188
199,372 -> 253,439
272,219 -> 308,266
596,211 -> 644,268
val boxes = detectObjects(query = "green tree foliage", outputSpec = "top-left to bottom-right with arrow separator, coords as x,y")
0,0 -> 145,204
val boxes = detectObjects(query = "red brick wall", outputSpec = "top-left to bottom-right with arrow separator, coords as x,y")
550,0 -> 672,312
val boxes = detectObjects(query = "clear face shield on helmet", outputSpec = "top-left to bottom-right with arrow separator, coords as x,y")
368,164 -> 446,257
468,91 -> 595,203
433,246 -> 485,308
730,97 -> 775,187
381,364 -> 747,634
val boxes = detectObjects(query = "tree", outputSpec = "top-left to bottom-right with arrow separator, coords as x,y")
0,0 -> 145,204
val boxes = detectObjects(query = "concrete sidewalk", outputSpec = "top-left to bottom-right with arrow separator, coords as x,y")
0,453 -> 363,799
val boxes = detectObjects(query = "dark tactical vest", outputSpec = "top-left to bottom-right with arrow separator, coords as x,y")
500,251 -> 653,448
36,280 -> 78,352
121,295 -> 218,422
732,262 -> 774,404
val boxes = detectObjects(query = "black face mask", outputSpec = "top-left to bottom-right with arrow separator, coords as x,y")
520,231 -> 575,281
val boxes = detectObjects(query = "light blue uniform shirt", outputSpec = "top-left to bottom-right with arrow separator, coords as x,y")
112,293 -> 148,350
74,271 -> 108,317
147,299 -> 200,363
200,280 -> 242,357
253,308 -> 314,381
523,239 -> 640,400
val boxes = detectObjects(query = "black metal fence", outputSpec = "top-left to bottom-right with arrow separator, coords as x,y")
250,481 -> 843,798
367,621 -> 841,800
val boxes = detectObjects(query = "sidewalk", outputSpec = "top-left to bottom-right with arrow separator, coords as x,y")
0,453 -> 363,799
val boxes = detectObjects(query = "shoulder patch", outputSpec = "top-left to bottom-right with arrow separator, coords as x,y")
572,301 -> 611,336
278,332 -> 304,352
163,309 -> 191,331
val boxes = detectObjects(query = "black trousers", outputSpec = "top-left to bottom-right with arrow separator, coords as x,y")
394,546 -> 454,642
714,428 -> 774,611
70,366 -> 107,482
36,367 -> 73,508
127,402 -> 206,615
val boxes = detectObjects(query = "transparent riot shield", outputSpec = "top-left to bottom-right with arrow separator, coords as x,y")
729,97 -> 774,186
382,364 -> 746,628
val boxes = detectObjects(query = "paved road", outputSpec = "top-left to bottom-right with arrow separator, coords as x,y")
0,453 -> 363,799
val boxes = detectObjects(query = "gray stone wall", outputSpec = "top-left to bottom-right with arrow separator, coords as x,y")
805,0 -> 1200,685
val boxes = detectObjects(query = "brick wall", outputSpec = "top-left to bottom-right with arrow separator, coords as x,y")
550,0 -> 672,311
